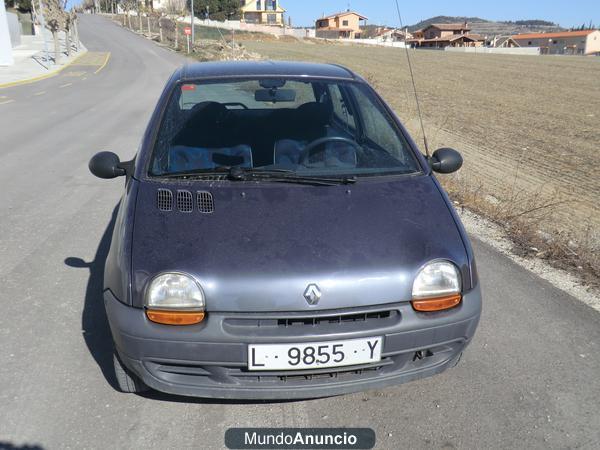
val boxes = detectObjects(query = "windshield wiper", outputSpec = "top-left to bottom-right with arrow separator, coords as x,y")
155,167 -> 357,186
228,167 -> 357,186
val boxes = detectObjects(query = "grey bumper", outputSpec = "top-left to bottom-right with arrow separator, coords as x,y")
104,286 -> 481,399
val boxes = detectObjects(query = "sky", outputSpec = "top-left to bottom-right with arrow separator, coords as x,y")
67,0 -> 600,29
286,0 -> 600,28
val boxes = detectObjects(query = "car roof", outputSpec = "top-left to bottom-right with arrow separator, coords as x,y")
178,60 -> 358,81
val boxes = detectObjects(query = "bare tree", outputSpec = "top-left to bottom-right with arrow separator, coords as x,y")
42,0 -> 66,64
164,0 -> 185,50
121,0 -> 135,28
79,0 -> 94,12
136,1 -> 145,33
71,11 -> 80,50
63,11 -> 75,56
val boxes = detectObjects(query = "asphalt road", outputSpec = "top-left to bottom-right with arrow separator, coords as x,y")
1,15 -> 599,450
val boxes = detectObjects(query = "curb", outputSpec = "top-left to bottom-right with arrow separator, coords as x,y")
0,49 -> 89,90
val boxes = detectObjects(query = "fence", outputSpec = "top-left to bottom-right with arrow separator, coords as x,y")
177,17 -> 315,39
114,14 -> 184,50
338,38 -> 408,48
445,46 -> 540,56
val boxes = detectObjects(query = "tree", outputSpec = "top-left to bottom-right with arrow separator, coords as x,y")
164,0 -> 185,49
63,9 -> 76,56
42,0 -> 65,64
189,0 -> 239,22
79,0 -> 94,11
121,0 -> 135,28
15,0 -> 33,12
136,0 -> 145,33
70,10 -> 79,50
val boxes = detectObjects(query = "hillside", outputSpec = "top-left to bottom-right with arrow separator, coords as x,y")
407,15 -> 564,36
408,16 -> 489,31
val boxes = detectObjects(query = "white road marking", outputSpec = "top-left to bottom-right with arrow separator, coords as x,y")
33,91 -> 46,96
0,99 -> 15,105
59,83 -> 73,88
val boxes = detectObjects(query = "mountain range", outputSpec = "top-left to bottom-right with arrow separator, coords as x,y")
406,16 -> 566,36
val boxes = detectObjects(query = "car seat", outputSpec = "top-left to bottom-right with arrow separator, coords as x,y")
273,102 -> 357,169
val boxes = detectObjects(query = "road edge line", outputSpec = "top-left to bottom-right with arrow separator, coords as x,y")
0,49 -> 89,90
94,52 -> 111,74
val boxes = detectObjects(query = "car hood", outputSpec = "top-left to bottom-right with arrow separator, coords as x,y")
131,175 -> 469,311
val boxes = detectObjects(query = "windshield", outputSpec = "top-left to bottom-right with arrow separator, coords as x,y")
149,78 -> 421,178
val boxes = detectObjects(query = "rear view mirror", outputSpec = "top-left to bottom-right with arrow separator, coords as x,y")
89,151 -> 126,179
255,88 -> 296,103
259,79 -> 286,89
429,148 -> 463,174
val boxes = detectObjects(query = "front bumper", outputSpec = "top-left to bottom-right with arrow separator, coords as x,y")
105,286 -> 481,399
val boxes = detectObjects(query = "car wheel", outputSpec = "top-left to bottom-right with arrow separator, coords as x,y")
113,351 -> 150,393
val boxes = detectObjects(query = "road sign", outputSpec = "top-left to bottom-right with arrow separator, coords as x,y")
184,27 -> 192,36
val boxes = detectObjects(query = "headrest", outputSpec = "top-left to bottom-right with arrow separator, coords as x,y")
173,102 -> 229,146
296,102 -> 333,127
187,101 -> 229,126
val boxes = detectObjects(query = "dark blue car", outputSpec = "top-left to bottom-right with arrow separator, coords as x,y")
89,61 -> 481,399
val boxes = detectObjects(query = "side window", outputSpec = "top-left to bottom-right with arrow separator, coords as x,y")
328,85 -> 355,132
350,85 -> 407,160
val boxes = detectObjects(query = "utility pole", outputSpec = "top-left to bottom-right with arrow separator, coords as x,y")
190,0 -> 194,45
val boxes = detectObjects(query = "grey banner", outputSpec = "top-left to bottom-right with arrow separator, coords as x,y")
225,428 -> 376,449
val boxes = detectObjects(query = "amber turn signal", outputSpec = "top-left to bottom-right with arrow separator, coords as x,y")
411,294 -> 462,312
146,309 -> 205,325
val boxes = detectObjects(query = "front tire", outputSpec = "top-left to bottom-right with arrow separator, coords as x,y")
113,351 -> 149,393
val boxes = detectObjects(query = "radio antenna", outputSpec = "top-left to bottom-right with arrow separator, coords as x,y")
393,0 -> 430,157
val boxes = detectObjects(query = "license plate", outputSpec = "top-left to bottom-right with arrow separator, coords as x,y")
248,336 -> 383,371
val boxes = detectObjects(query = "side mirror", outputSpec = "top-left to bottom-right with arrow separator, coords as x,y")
429,148 -> 463,174
89,152 -> 126,179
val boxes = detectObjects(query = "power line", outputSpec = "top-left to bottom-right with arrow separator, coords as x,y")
393,0 -> 430,157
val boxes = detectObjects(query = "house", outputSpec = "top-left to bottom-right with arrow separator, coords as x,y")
511,30 -> 600,55
240,0 -> 285,26
315,10 -> 368,39
408,22 -> 485,48
136,0 -> 185,13
491,36 -> 520,48
374,27 -> 413,42
411,29 -> 424,40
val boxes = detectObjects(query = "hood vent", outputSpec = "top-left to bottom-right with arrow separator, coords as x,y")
176,190 -> 194,213
157,189 -> 214,214
197,191 -> 215,214
157,189 -> 173,211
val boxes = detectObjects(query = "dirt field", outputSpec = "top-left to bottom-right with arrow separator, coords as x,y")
245,40 -> 600,265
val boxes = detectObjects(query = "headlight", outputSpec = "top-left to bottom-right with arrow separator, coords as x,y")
145,273 -> 205,325
411,261 -> 462,312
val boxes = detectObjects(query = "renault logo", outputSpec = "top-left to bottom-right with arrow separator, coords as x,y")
304,284 -> 321,305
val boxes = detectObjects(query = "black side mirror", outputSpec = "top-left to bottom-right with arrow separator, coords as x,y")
89,152 -> 126,179
429,148 -> 463,174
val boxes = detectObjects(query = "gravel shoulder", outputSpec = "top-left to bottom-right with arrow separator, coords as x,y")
458,208 -> 600,312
